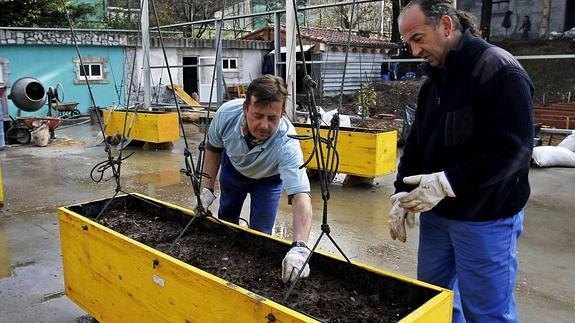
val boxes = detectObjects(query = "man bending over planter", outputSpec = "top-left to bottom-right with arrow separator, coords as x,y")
196,74 -> 313,284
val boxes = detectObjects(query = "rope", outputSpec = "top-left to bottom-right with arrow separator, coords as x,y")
148,0 -> 229,249
60,0 -> 123,191
283,0 -> 359,303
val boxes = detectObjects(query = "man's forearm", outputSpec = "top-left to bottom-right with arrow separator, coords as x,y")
203,150 -> 221,190
291,193 -> 312,243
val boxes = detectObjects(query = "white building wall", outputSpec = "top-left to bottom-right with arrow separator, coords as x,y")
127,46 -> 265,104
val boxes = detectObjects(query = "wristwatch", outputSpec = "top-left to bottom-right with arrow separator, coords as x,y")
291,240 -> 309,249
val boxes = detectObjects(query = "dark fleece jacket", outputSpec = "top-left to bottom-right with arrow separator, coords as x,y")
394,30 -> 534,221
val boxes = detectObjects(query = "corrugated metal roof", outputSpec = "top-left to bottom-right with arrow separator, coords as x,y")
127,37 -> 273,50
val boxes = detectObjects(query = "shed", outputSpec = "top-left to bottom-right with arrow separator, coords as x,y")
125,37 -> 272,104
240,25 -> 397,96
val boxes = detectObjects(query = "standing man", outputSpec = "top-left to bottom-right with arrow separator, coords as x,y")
389,1 -> 533,322
197,75 -> 313,284
519,15 -> 531,40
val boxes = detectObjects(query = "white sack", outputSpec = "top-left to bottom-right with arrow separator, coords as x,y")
532,146 -> 575,167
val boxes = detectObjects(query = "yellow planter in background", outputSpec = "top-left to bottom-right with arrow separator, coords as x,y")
102,110 -> 179,143
294,123 -> 397,178
59,193 -> 453,323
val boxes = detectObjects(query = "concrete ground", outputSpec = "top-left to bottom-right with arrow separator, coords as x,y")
0,122 -> 574,322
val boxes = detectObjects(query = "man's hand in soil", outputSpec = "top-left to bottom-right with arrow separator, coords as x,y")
282,244 -> 311,283
193,188 -> 216,216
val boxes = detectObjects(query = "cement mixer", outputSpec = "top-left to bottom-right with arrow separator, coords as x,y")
5,77 -> 62,145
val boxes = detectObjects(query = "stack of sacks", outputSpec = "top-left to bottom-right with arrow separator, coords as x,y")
531,131 -> 575,167
305,107 -> 351,128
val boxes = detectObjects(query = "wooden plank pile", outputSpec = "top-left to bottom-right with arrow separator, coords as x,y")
534,103 -> 575,129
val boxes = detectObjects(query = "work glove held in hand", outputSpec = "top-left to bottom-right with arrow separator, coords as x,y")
281,246 -> 311,283
388,192 -> 417,243
400,171 -> 455,213
193,188 -> 216,215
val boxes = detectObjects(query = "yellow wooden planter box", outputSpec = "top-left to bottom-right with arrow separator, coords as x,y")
294,123 -> 397,178
103,110 -> 179,143
59,194 -> 452,322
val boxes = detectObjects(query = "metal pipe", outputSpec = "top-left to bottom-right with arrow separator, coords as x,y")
215,11 -> 224,105
159,0 -> 381,29
0,26 -> 180,34
379,54 -> 575,63
540,128 -> 574,135
274,12 -> 282,77
286,0 -> 297,120
150,63 -> 215,69
142,0 -> 151,110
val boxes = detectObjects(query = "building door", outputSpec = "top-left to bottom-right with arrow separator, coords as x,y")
566,0 -> 575,30
182,57 -> 198,98
198,56 -> 217,103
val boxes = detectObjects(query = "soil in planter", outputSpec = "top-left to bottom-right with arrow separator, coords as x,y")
79,197 -> 438,322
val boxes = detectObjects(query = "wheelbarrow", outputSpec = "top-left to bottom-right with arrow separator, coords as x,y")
5,116 -> 62,144
53,102 -> 80,118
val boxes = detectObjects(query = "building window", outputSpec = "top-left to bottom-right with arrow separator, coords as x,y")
74,56 -> 109,84
0,58 -> 9,86
78,63 -> 104,80
223,58 -> 238,71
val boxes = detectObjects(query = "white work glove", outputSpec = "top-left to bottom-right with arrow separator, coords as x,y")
399,171 -> 455,213
388,192 -> 418,242
281,245 -> 311,283
193,188 -> 216,215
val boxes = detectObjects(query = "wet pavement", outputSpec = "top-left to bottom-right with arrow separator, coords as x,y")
0,122 -> 574,322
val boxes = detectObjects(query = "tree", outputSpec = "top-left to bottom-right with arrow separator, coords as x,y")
304,0 -> 388,35
0,0 -> 98,28
539,0 -> 551,38
391,0 -> 409,42
480,0 -> 493,40
102,0 -> 225,37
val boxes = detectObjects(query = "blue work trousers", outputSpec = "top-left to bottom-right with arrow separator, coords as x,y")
418,210 -> 524,323
218,153 -> 282,234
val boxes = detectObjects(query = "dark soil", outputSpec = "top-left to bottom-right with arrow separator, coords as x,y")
297,79 -> 420,132
73,196 -> 438,322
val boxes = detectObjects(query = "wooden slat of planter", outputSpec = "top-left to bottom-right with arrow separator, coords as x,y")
534,116 -> 573,129
534,110 -> 575,117
550,103 -> 575,110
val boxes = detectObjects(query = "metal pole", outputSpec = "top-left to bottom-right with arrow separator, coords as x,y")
158,0 -> 380,29
142,0 -> 151,110
286,0 -> 297,120
215,11 -> 224,105
274,12 -> 282,78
